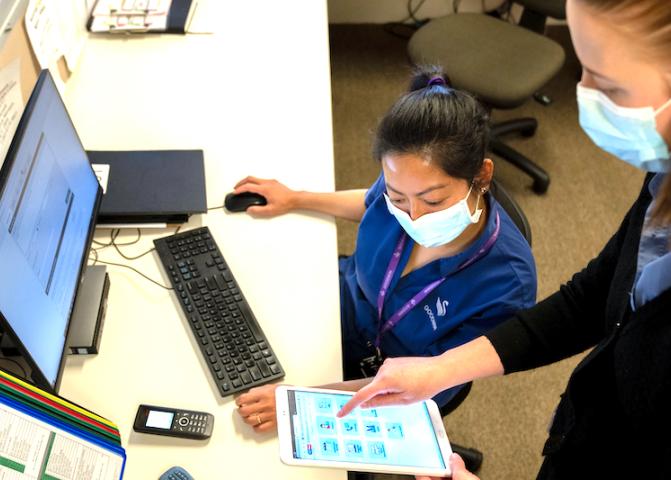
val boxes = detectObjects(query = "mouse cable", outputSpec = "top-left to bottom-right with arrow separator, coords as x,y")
88,231 -> 179,291
207,204 -> 224,211
89,250 -> 173,291
94,225 -> 180,261
111,225 -> 181,261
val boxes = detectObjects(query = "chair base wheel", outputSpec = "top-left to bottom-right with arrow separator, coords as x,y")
452,444 -> 484,473
521,125 -> 537,137
532,176 -> 550,194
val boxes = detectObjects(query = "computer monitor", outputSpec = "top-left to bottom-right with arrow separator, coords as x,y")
0,70 -> 101,392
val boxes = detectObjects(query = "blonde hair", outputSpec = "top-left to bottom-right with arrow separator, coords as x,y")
578,0 -> 671,63
579,0 -> 671,224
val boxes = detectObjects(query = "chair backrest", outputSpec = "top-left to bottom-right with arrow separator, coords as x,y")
438,179 -> 531,418
489,178 -> 532,246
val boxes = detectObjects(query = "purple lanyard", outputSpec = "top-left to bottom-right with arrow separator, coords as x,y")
375,211 -> 501,348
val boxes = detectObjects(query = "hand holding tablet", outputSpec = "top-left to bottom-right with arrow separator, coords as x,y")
275,386 -> 453,477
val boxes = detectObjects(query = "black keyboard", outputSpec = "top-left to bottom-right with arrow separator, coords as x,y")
154,226 -> 285,397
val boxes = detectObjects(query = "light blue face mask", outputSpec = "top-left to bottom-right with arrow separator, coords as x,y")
577,84 -> 671,172
383,186 -> 482,249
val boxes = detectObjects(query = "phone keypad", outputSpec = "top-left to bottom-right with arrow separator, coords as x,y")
174,412 -> 209,435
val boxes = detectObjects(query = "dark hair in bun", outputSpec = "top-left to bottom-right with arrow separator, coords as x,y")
373,65 -> 489,183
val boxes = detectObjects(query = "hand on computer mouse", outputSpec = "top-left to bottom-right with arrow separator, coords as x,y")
225,192 -> 267,213
232,176 -> 298,217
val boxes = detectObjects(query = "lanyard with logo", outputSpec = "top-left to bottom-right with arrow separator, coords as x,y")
374,211 -> 501,351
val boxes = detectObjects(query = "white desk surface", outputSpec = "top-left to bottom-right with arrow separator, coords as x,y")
59,2 -> 343,478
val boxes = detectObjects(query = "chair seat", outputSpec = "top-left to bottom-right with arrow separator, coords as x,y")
408,13 -> 565,108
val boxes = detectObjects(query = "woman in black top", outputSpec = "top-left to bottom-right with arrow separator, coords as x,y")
338,0 -> 671,478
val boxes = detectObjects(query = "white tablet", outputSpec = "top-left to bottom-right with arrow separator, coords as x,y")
275,386 -> 452,476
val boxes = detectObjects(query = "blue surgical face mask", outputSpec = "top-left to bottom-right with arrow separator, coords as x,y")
384,185 -> 482,249
577,84 -> 671,172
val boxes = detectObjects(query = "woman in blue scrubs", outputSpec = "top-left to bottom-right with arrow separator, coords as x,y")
235,67 -> 536,432
339,0 -> 671,478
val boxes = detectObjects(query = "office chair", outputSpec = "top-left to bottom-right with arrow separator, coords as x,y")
436,177 -> 531,473
407,4 -> 565,193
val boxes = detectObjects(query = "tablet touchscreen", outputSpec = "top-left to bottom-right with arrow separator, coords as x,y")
284,388 -> 448,471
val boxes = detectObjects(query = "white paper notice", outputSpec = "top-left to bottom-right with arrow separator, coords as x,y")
24,0 -> 62,69
0,59 -> 23,170
91,163 -> 110,194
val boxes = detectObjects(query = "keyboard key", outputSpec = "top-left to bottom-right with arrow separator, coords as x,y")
258,361 -> 271,377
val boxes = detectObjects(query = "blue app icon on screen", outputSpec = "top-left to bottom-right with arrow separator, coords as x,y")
368,441 -> 387,459
317,416 -> 337,435
386,422 -> 404,439
321,438 -> 340,456
363,421 -> 381,437
316,397 -> 333,413
342,419 -> 358,434
345,440 -> 364,457
336,397 -> 348,412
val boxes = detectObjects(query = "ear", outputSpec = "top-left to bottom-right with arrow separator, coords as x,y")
474,158 -> 494,193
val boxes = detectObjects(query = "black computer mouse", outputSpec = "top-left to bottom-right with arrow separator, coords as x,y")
224,192 -> 268,212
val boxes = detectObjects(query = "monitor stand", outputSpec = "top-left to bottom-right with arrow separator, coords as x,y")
0,266 -> 109,385
67,265 -> 110,355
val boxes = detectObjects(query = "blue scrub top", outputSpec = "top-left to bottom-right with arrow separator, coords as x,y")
339,175 -> 537,406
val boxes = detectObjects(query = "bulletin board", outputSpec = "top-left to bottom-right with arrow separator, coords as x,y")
0,1 -> 75,103
0,15 -> 40,102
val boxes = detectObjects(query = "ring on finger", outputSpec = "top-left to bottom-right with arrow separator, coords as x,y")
255,414 -> 262,425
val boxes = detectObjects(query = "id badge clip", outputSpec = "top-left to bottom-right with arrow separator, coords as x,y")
359,343 -> 383,377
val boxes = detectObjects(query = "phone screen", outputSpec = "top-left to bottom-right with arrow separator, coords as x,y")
145,410 -> 174,429
287,390 -> 446,469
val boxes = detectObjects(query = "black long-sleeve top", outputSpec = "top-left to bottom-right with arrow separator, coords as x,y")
486,174 -> 671,479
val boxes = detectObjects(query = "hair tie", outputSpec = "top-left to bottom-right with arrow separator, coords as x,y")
428,76 -> 446,87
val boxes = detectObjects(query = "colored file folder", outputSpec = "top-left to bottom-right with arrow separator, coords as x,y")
0,369 -> 125,479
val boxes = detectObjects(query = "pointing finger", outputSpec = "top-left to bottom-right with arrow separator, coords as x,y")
337,381 -> 389,417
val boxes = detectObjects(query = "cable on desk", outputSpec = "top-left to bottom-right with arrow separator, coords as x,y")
113,239 -> 155,261
111,228 -> 142,246
89,249 -> 173,290
88,229 -> 181,290
92,228 -> 155,261
92,228 -> 139,249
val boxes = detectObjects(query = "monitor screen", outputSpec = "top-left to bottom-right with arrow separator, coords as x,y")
0,70 -> 100,391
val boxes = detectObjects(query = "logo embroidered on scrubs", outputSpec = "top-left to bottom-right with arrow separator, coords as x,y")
436,298 -> 449,317
423,305 -> 438,331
